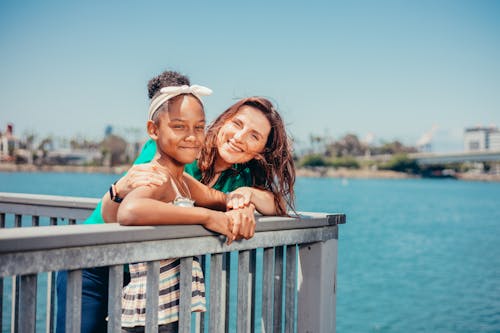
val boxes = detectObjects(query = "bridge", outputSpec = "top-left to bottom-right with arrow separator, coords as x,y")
409,150 -> 500,165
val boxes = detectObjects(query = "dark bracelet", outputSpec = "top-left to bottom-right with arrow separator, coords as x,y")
109,181 -> 123,203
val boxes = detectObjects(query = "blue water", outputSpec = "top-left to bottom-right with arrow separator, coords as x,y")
1,172 -> 500,332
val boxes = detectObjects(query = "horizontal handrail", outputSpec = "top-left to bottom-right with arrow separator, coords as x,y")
0,213 -> 344,252
0,192 -> 98,220
0,215 -> 342,276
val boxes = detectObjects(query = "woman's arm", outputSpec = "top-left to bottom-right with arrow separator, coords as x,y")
101,164 -> 167,222
117,184 -> 236,243
227,187 -> 282,216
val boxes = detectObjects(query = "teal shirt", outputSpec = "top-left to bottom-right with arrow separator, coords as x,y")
84,139 -> 253,224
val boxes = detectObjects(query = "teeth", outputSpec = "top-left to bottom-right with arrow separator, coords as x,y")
227,141 -> 242,152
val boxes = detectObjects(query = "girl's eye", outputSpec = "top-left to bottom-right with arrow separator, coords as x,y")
195,126 -> 205,132
173,125 -> 185,129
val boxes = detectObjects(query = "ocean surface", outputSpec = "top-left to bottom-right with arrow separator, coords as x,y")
1,172 -> 500,332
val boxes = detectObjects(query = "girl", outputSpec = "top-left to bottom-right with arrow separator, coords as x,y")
118,80 -> 238,332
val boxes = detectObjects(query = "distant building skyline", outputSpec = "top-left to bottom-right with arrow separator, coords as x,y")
464,126 -> 500,152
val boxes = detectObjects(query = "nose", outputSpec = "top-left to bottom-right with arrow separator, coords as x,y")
233,130 -> 245,141
184,127 -> 198,142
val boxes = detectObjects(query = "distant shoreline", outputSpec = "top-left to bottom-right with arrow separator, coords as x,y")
1,163 -> 499,182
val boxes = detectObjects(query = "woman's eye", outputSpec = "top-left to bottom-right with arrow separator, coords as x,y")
195,126 -> 205,131
173,125 -> 185,129
232,120 -> 242,128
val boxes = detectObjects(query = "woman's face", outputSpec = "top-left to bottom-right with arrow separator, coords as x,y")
216,105 -> 271,165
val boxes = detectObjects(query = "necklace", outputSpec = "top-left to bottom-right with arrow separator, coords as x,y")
152,161 -> 192,199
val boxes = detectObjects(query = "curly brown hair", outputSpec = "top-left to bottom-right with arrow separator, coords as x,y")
198,97 -> 296,215
147,70 -> 190,99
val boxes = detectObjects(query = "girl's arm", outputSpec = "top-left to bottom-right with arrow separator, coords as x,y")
183,173 -> 227,211
227,187 -> 282,216
101,164 -> 167,222
117,184 -> 236,243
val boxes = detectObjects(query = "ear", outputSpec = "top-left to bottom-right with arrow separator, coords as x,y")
147,120 -> 159,140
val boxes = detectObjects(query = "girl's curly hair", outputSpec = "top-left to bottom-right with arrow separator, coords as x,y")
147,70 -> 190,99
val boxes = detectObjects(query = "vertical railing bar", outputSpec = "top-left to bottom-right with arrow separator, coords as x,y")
12,214 -> 22,333
32,215 -> 40,227
107,265 -> 124,333
11,277 -> 18,333
273,246 -> 284,333
209,253 -> 224,333
65,269 -> 82,333
50,217 -> 57,226
237,250 -> 250,333
262,247 -> 274,333
0,275 -> 3,331
285,245 -> 297,333
179,257 -> 193,333
250,249 -> 257,333
224,253 -> 231,333
15,214 -> 22,227
200,254 -> 207,333
69,218 -> 76,225
145,260 -> 160,333
18,274 -> 37,333
0,212 -> 4,333
46,271 -> 56,333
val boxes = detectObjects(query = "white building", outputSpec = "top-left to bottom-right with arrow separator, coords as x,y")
464,126 -> 500,151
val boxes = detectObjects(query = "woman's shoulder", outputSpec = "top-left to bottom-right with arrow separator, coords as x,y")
133,139 -> 157,165
184,160 -> 202,180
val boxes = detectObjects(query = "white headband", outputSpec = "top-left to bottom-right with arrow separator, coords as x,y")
148,84 -> 213,121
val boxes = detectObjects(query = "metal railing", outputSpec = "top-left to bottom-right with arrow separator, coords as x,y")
0,192 -> 345,333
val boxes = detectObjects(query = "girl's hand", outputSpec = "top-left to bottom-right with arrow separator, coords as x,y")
226,187 -> 253,210
115,164 -> 168,197
224,205 -> 256,241
204,211 -> 236,245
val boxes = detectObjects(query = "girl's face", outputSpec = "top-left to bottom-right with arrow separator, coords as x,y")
216,105 -> 271,165
149,95 -> 206,165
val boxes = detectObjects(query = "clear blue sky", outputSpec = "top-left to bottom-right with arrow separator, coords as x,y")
1,0 -> 499,152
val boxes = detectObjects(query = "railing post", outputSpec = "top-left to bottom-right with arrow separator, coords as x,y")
297,237 -> 338,333
285,245 -> 297,333
179,257 -> 193,333
209,253 -> 224,333
237,250 -> 251,333
65,269 -> 82,333
18,274 -> 37,333
108,265 -> 123,333
262,247 -> 274,333
145,261 -> 160,333
273,246 -> 284,332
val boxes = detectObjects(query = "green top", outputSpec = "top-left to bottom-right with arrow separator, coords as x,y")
84,139 -> 253,224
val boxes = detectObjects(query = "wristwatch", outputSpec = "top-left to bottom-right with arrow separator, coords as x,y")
109,181 -> 123,203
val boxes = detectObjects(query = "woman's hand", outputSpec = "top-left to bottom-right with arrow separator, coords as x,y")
226,187 -> 252,210
115,164 -> 168,197
224,204 -> 256,241
227,187 -> 279,216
